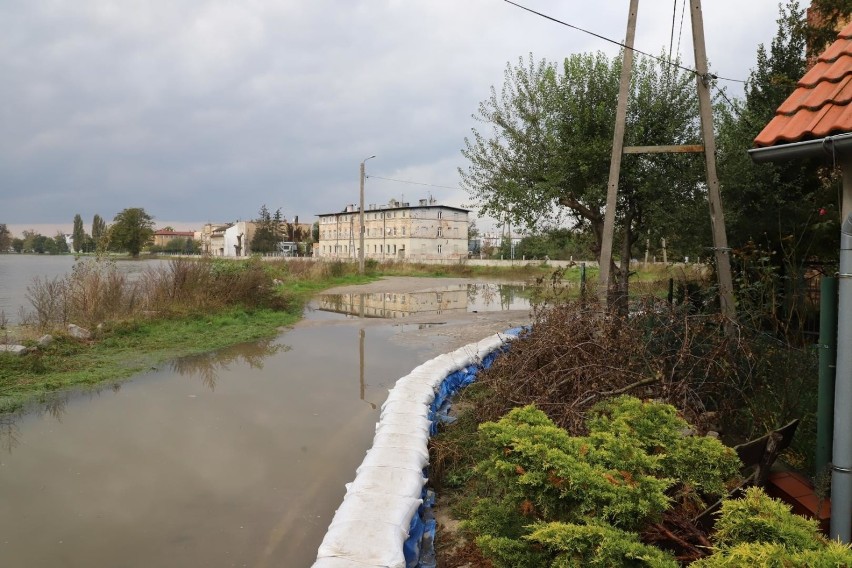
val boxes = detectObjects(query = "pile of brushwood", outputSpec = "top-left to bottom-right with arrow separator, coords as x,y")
430,297 -> 842,566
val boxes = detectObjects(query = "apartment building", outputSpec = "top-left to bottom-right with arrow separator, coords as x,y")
315,197 -> 469,261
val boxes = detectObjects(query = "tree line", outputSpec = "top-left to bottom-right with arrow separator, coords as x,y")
2,204 -> 317,257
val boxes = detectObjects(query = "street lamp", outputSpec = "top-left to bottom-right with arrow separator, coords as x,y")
359,155 -> 375,274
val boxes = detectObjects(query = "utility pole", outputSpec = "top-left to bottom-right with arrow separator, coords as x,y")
596,0 -> 736,327
598,0 -> 639,305
690,0 -> 736,322
359,155 -> 375,274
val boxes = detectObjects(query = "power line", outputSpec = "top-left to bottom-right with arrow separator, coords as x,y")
366,175 -> 461,192
502,0 -> 746,84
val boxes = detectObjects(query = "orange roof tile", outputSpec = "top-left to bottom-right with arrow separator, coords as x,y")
754,21 -> 852,147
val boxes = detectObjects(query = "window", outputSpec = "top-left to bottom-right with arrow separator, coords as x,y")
393,245 -> 397,253
402,227 -> 406,235
438,211 -> 443,219
437,227 -> 443,237
437,244 -> 442,254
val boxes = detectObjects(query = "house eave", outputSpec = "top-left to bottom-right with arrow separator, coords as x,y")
748,132 -> 852,163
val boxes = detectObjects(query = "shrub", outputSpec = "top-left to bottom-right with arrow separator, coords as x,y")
462,399 -> 741,566
711,487 -> 824,550
526,521 -> 679,568
693,488 -> 852,567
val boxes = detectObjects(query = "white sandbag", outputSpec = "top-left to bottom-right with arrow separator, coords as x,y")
380,400 -> 430,420
329,493 -> 421,529
357,446 -> 428,473
377,413 -> 432,433
381,386 -> 435,409
375,422 -> 430,438
312,557 -> 381,568
345,466 -> 426,499
371,432 -> 430,461
316,520 -> 408,568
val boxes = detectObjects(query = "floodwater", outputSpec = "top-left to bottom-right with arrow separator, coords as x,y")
316,281 -> 531,318
0,255 -> 163,324
0,273 -> 530,567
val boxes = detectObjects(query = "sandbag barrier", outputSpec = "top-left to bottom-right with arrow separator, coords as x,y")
312,328 -> 524,568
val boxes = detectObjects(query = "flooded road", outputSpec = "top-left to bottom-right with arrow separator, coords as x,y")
0,277 -> 531,567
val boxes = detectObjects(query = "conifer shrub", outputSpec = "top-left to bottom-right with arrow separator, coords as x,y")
462,398 -> 741,567
692,487 -> 852,567
526,521 -> 679,568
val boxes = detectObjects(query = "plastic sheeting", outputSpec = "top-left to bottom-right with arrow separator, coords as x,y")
312,328 -> 522,568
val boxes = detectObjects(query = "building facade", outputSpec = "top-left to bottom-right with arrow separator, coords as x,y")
315,198 -> 469,261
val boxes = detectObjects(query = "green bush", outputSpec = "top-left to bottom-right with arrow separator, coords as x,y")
692,488 -> 852,567
462,398 -> 742,567
693,540 -> 852,567
712,486 -> 824,550
527,521 -> 679,568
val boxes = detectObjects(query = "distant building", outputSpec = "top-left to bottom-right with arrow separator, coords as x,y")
152,230 -> 195,248
314,198 -> 469,261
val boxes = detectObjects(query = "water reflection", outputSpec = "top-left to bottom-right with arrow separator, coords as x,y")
169,338 -> 289,390
0,415 -> 20,453
317,282 -> 530,318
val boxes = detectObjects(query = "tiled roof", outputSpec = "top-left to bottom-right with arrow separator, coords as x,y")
754,21 -> 852,147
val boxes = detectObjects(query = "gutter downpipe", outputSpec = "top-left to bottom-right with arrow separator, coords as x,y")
832,213 -> 852,542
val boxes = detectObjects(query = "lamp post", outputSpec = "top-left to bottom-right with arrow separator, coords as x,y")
359,155 -> 375,274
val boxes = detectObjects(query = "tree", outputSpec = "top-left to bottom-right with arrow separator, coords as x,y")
91,214 -> 106,252
251,204 -> 283,253
109,208 -> 155,257
717,2 -> 838,271
72,214 -> 85,253
806,0 -> 852,57
53,231 -> 69,254
460,52 -> 707,295
0,224 -> 10,252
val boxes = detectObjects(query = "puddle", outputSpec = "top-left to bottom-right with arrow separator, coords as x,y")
316,282 -> 531,319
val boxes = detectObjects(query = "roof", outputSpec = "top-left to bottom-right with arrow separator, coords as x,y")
316,204 -> 469,217
154,230 -> 195,236
754,21 -> 852,148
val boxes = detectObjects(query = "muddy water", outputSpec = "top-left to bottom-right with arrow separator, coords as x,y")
0,284 -> 528,567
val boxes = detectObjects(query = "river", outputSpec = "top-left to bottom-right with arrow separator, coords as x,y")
0,257 -> 531,567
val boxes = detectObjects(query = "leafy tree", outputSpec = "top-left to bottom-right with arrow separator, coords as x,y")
53,231 -> 69,254
72,214 -> 85,253
251,204 -> 283,253
460,52 -> 707,296
515,228 -> 596,260
716,1 -> 840,337
11,237 -> 24,253
109,208 -> 155,257
0,224 -> 11,252
91,214 -> 106,252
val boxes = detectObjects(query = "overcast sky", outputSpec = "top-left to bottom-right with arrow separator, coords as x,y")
1,0 -> 782,237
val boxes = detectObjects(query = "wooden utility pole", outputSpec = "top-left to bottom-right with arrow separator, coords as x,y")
598,0 -> 639,305
597,0 -> 737,325
690,0 -> 736,321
